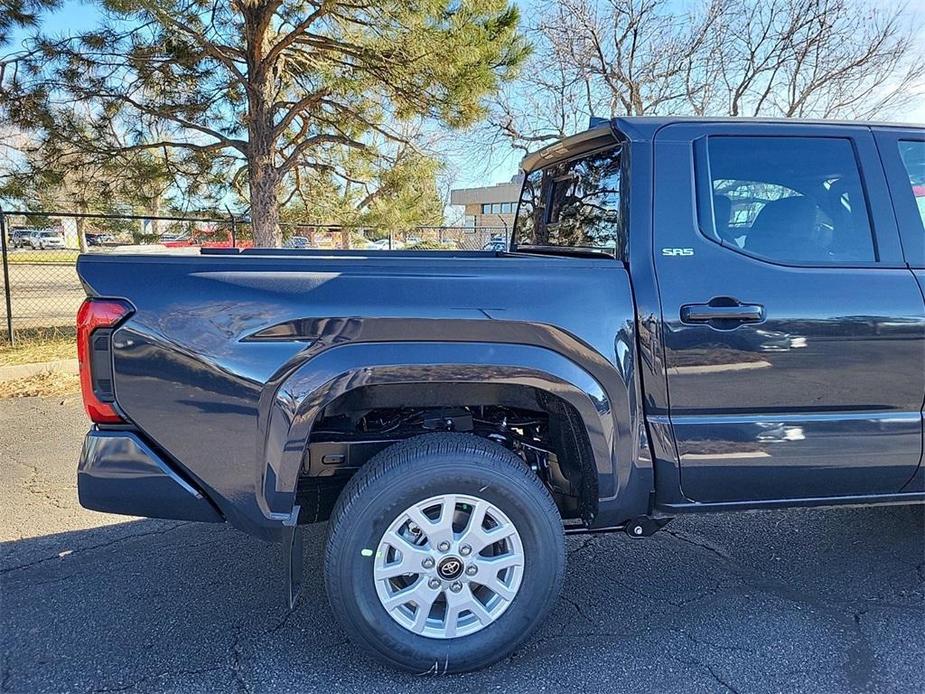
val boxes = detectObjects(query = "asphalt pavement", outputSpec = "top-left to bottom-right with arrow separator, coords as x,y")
1,396 -> 923,693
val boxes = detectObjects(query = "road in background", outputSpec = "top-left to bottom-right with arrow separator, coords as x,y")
1,397 -> 923,693
4,262 -> 83,330
1,248 -> 199,335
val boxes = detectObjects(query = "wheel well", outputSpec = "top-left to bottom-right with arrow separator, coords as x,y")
297,383 -> 599,526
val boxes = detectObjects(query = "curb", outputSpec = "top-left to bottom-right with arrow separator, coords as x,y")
0,359 -> 79,382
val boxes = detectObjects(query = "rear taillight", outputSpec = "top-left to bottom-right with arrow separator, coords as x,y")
76,299 -> 133,424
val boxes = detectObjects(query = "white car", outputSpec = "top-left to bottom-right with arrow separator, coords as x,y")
28,230 -> 66,250
364,238 -> 392,251
158,232 -> 190,243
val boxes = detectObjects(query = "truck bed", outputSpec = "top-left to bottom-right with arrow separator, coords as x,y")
77,251 -> 635,538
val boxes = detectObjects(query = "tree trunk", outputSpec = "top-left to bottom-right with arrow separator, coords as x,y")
243,4 -> 281,248
148,198 -> 161,239
74,202 -> 88,253
76,215 -> 87,253
248,150 -> 280,247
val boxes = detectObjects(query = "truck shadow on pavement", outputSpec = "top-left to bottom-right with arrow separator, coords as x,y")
1,505 -> 923,693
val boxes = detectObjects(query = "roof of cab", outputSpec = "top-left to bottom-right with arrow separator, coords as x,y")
519,116 -> 923,172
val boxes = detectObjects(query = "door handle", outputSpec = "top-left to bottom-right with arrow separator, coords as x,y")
681,300 -> 764,325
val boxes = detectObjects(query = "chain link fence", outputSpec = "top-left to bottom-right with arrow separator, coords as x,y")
0,209 -> 509,345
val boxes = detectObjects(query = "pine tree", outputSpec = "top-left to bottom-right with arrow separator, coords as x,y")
0,0 -> 57,44
1,0 -> 528,246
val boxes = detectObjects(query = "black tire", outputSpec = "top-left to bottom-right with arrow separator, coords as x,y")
324,433 -> 565,673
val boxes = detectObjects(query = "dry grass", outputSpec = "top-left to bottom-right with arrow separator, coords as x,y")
0,332 -> 76,367
7,250 -> 80,265
0,370 -> 81,398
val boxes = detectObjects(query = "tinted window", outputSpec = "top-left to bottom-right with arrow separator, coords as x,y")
898,140 -> 925,233
514,147 -> 623,256
702,137 -> 875,264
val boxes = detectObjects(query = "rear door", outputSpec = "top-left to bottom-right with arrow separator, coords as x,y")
874,126 -> 925,491
653,122 -> 925,503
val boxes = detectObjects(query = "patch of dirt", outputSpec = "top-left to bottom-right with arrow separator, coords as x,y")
0,370 -> 81,398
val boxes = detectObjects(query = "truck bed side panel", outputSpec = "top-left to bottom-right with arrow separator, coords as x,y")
77,254 -> 642,538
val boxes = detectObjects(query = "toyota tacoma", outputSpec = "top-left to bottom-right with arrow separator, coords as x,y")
75,117 -> 925,672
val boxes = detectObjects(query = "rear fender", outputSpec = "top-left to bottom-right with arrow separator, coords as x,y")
258,342 -> 617,525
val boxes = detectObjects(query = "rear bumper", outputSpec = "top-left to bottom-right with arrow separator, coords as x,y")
78,430 -> 223,523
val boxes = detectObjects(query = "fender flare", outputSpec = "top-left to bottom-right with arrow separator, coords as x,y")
257,341 -> 617,524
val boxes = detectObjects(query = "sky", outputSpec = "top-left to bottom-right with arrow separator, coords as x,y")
3,0 -> 925,197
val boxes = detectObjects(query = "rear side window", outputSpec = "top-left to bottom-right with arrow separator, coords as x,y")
897,140 -> 925,234
514,147 -> 624,257
700,137 -> 876,264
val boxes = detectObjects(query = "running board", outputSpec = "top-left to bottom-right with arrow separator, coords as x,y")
563,516 -> 672,537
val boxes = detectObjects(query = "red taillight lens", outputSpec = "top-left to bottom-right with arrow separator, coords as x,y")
76,298 -> 133,424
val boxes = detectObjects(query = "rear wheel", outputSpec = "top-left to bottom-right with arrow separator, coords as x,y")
324,433 -> 565,673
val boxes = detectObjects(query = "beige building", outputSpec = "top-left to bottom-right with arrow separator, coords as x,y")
450,175 -> 524,230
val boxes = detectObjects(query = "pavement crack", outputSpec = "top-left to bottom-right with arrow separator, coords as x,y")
268,607 -> 295,634
88,666 -> 222,693
663,528 -> 731,562
89,677 -> 147,693
671,627 -> 757,655
515,626 -> 653,654
229,628 -> 251,694
21,461 -> 69,509
567,536 -> 596,559
600,573 -> 722,610
845,607 -> 876,691
559,594 -> 593,622
601,573 -> 662,603
671,585 -> 725,607
849,598 -> 925,613
665,653 -> 740,694
704,662 -> 740,694
1,522 -> 192,575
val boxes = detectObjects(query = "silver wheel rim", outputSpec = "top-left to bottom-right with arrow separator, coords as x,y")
373,493 -> 525,639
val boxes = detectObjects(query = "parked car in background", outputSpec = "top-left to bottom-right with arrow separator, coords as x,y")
284,235 -> 310,249
74,117 -> 925,674
8,228 -> 33,248
158,232 -> 191,245
27,230 -> 66,250
482,237 -> 508,252
364,238 -> 392,251
200,239 -> 253,249
86,233 -> 116,246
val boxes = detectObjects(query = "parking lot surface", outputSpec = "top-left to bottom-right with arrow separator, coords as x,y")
2,261 -> 84,330
1,396 -> 923,693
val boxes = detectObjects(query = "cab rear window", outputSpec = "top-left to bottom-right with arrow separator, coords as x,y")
514,147 -> 624,257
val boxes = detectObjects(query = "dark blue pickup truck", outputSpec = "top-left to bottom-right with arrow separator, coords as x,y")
75,118 -> 925,672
